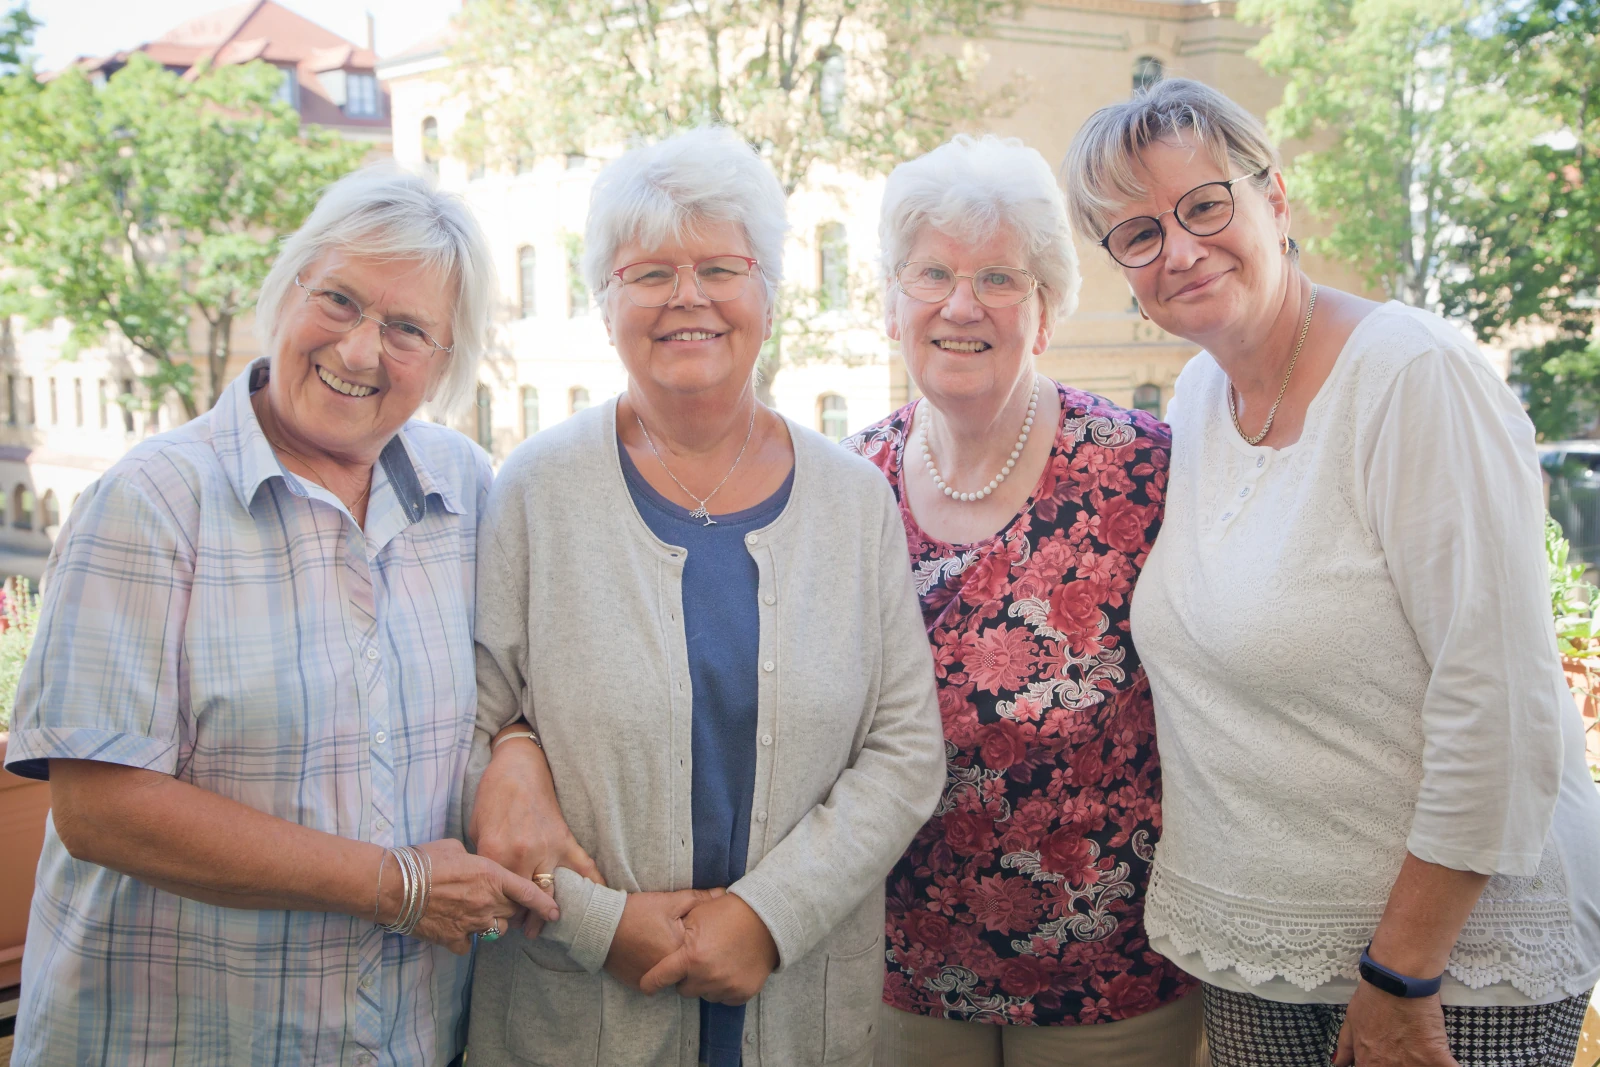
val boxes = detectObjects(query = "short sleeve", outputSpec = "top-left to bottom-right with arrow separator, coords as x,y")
1364,345 -> 1565,876
3,470 -> 196,781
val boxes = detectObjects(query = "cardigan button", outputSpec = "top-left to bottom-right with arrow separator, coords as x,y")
755,811 -> 767,823
761,734 -> 772,746
745,533 -> 759,545
763,593 -> 776,605
763,661 -> 775,672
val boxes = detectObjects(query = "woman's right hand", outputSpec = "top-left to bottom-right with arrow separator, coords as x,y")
387,838 -> 558,956
470,731 -> 605,937
605,889 -> 725,991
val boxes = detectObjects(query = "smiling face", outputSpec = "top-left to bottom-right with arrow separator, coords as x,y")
602,218 -> 773,401
263,248 -> 454,466
1108,135 -> 1289,344
888,224 -> 1051,409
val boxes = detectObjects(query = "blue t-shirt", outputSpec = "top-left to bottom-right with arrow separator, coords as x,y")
619,437 -> 794,1067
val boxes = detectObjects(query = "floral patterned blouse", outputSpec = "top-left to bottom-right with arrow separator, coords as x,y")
844,381 -> 1195,1027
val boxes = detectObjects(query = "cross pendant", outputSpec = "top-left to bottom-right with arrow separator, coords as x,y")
690,505 -> 716,526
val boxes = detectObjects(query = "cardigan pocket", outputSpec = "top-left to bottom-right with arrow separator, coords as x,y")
822,934 -> 885,1063
505,940 -> 602,1066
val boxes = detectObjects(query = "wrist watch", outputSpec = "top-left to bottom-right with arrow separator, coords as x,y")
1358,943 -> 1444,998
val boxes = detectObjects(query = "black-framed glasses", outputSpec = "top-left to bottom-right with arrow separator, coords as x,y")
893,261 -> 1040,308
1098,170 -> 1268,268
610,255 -> 759,308
294,276 -> 453,361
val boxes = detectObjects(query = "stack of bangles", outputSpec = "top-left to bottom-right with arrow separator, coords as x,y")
374,845 -> 433,937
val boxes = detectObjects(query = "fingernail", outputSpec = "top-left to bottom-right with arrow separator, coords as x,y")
547,908 -> 560,922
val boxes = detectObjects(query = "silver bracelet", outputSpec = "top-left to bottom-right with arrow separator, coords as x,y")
492,729 -> 541,753
382,846 -> 425,936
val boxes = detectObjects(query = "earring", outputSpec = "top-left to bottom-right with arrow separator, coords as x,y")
1280,233 -> 1291,255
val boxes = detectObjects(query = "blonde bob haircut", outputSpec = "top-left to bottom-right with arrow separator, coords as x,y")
254,164 -> 496,419
1060,77 -> 1281,247
880,134 -> 1080,321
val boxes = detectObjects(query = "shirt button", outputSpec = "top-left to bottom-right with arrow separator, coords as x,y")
763,661 -> 775,672
1221,512 -> 1234,521
1255,455 -> 1266,468
374,817 -> 389,832
359,973 -> 375,991
761,734 -> 772,746
745,533 -> 758,545
373,731 -> 387,745
755,810 -> 767,823
763,593 -> 775,606
365,647 -> 379,661
1238,487 -> 1250,498
355,1055 -> 373,1066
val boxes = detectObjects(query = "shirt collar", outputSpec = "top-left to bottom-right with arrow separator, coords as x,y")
213,359 -> 461,519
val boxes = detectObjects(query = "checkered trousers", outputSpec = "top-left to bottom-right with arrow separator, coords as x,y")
1202,983 -> 1590,1067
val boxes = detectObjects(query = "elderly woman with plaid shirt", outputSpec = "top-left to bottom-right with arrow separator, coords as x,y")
3,167 -> 554,1067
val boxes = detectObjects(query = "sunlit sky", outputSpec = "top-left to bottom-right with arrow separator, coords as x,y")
28,0 -> 461,72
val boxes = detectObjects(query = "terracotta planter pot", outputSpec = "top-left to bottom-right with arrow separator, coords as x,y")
0,732 -> 50,989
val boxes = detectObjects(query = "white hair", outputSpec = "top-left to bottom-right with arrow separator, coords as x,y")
879,134 -> 1081,321
254,164 -> 496,418
582,126 -> 787,307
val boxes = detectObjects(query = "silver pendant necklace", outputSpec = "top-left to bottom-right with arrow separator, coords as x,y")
635,404 -> 757,526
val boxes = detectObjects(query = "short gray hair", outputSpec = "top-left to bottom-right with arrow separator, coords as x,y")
255,164 -> 495,418
582,126 -> 787,306
879,134 -> 1080,321
1061,78 -> 1280,246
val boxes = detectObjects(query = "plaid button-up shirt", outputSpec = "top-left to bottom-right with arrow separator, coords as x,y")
5,361 -> 491,1066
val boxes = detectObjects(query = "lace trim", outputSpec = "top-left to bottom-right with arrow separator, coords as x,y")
1145,857 -> 1592,1000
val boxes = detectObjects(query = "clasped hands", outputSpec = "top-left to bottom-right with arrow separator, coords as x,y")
605,887 -> 780,1005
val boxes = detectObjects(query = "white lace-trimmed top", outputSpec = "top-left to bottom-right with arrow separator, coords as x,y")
1133,301 -> 1600,1006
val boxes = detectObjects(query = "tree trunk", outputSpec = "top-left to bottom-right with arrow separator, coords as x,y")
208,313 -> 233,410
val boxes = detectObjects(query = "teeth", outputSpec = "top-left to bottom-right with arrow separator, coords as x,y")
317,366 -> 378,397
935,340 -> 989,353
664,331 -> 718,341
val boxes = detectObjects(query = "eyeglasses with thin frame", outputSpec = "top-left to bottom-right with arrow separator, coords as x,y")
893,261 -> 1041,309
610,256 -> 759,308
1098,169 -> 1269,269
294,276 -> 453,361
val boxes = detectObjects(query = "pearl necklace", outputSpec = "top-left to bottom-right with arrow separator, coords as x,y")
919,379 -> 1039,502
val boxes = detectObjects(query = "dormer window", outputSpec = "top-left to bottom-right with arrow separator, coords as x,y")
344,72 -> 378,118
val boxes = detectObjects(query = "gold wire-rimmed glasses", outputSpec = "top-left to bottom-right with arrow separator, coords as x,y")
893,261 -> 1040,308
294,277 -> 453,360
1098,169 -> 1268,269
610,256 -> 759,308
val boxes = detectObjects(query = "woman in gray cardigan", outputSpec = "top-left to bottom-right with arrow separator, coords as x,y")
462,126 -> 946,1067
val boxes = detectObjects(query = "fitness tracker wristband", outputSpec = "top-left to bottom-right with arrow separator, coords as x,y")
1358,943 -> 1444,998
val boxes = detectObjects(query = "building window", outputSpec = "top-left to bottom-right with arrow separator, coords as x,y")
565,153 -> 587,170
818,394 -> 848,442
521,386 -> 540,438
73,378 -> 83,427
5,374 -> 14,426
121,378 -> 136,433
820,48 -> 846,123
422,117 -> 440,179
40,489 -> 58,532
47,377 -> 57,424
343,72 -> 379,118
1133,56 -> 1164,93
475,384 -> 493,450
518,246 -> 537,319
12,485 -> 31,530
275,65 -> 299,108
566,237 -> 588,317
98,379 -> 108,429
1133,383 -> 1162,414
569,386 -> 590,415
515,154 -> 536,176
818,222 -> 848,311
21,377 -> 33,426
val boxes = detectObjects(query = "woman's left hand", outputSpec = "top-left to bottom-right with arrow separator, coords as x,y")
1333,985 -> 1458,1067
637,892 -> 779,1005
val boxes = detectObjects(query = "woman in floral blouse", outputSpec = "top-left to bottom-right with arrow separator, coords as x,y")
845,135 -> 1202,1066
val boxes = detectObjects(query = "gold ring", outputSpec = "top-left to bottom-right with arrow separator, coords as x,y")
533,872 -> 555,893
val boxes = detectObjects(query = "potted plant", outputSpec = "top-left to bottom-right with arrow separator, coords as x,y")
1548,517 -> 1600,782
0,576 -> 47,989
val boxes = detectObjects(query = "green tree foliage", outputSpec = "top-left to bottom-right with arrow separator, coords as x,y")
0,4 -> 38,74
449,0 -> 1020,396
0,55 -> 362,416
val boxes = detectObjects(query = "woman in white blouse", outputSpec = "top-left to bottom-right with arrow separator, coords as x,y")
1060,78 -> 1600,1067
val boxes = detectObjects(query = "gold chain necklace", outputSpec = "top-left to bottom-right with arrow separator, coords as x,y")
1229,284 -> 1318,446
